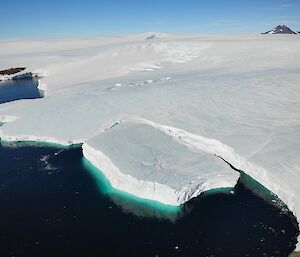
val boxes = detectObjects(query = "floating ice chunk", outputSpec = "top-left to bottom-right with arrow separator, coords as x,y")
82,122 -> 239,206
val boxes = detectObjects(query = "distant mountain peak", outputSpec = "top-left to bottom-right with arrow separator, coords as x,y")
262,25 -> 297,34
145,33 -> 162,40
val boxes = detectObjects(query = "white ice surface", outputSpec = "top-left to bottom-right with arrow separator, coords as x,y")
83,122 -> 238,205
1,34 -> 300,249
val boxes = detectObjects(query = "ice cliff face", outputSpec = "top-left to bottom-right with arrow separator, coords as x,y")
0,34 -> 300,249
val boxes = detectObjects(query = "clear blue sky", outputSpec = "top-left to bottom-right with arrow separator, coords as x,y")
1,0 -> 299,38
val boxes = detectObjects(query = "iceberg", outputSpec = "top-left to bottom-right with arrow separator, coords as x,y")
0,34 -> 300,249
82,121 -> 239,206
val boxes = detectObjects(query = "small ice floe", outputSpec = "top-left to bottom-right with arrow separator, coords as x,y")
39,154 -> 58,175
54,149 -> 64,156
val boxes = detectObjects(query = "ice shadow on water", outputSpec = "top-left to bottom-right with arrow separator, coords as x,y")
0,142 -> 299,257
0,79 -> 43,104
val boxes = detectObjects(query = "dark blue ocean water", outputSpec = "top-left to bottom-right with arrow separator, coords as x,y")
0,143 -> 298,257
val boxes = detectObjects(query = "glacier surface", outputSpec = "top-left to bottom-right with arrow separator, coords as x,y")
0,34 -> 300,249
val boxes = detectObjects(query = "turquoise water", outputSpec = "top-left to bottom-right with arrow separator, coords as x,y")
82,157 -> 183,221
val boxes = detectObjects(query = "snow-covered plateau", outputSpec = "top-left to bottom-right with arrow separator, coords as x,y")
0,34 -> 300,249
